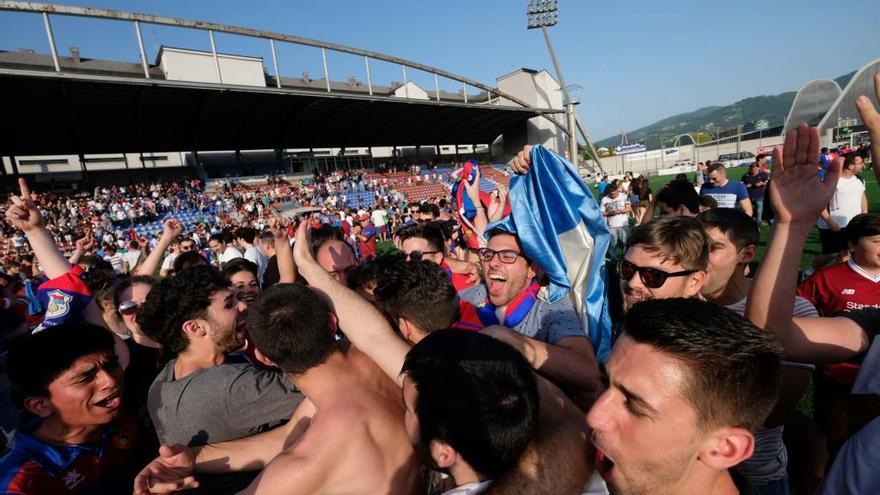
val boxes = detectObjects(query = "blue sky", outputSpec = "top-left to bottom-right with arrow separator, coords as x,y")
1,0 -> 877,141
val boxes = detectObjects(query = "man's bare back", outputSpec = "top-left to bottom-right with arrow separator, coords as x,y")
238,347 -> 420,495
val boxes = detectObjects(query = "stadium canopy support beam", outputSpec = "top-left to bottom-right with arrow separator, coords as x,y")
77,153 -> 88,181
8,155 -> 20,181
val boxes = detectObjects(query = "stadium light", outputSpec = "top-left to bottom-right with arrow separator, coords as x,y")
527,0 -> 558,29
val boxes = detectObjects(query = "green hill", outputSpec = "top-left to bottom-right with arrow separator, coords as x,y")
596,71 -> 856,150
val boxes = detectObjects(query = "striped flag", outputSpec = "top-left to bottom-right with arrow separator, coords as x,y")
488,146 -> 613,361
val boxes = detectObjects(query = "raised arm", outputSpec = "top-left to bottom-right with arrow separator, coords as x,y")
68,231 -> 95,265
292,221 -> 410,385
744,124 -> 866,362
268,216 -> 295,284
854,73 -> 880,185
134,219 -> 182,277
6,178 -> 70,278
463,166 -> 489,239
6,178 -> 129,366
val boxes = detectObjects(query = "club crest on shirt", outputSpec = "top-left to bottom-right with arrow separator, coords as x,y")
44,290 -> 72,319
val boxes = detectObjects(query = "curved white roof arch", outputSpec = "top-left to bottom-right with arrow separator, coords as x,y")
817,59 -> 880,133
781,79 -> 841,135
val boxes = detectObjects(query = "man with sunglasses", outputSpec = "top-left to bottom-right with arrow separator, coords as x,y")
618,216 -> 709,313
455,229 -> 600,404
397,222 -> 478,292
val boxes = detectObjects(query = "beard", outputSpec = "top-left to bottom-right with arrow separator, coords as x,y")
209,318 -> 245,353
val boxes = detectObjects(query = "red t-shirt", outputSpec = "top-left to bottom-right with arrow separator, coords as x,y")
797,260 -> 880,316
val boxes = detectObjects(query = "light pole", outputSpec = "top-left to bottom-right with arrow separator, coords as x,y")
527,0 -> 578,168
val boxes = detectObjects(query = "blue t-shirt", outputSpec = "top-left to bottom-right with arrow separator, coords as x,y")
700,181 -> 749,209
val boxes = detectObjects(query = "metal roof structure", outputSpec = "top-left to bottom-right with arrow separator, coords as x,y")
783,59 -> 880,138
0,1 -> 561,157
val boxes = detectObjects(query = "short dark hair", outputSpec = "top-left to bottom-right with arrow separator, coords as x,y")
348,252 -> 405,294
420,202 -> 440,219
699,195 -> 717,209
402,330 -> 539,478
396,223 -> 446,253
707,163 -> 726,174
845,213 -> 880,244
623,298 -> 782,432
843,152 -> 861,169
656,180 -> 700,215
627,216 -> 709,271
7,322 -> 115,400
137,265 -> 229,356
222,258 -> 259,282
697,208 -> 758,250
246,284 -> 336,375
172,251 -> 208,273
374,260 -> 457,334
310,226 -> 346,254
208,233 -> 225,245
234,227 -> 257,244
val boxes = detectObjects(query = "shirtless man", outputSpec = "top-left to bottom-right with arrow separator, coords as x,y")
133,281 -> 420,495
134,222 -> 590,495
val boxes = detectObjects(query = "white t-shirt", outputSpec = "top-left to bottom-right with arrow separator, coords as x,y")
122,250 -> 141,272
817,175 -> 865,229
244,245 -> 269,283
219,246 -> 243,267
600,195 -> 630,228
161,253 -> 178,272
371,209 -> 387,227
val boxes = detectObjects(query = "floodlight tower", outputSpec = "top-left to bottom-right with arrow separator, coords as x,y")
527,0 -> 600,171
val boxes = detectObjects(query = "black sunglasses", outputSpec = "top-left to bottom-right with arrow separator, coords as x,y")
405,250 -> 440,262
618,260 -> 696,289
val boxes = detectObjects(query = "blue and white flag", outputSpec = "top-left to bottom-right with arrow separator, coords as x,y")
488,145 -> 613,362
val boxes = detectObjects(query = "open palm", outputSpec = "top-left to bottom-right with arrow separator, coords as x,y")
768,124 -> 841,224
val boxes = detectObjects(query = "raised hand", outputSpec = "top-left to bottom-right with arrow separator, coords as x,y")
487,182 -> 509,222
75,231 -> 95,252
769,123 -> 841,224
292,220 -> 315,268
161,218 -> 183,239
463,165 -> 482,204
267,215 -> 290,240
508,144 -> 533,175
133,445 -> 198,495
855,73 -> 880,183
5,178 -> 45,233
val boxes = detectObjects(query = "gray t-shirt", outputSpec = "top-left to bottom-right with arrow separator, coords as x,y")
148,360 -> 303,447
458,285 -> 586,344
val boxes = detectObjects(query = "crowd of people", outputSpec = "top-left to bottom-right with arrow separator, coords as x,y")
0,75 -> 877,495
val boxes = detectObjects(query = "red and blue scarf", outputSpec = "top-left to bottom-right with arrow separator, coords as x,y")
455,279 -> 540,331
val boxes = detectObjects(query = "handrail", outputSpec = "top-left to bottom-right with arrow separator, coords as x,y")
0,1 -> 552,117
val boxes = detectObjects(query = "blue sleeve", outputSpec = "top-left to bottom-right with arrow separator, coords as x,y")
364,226 -> 376,239
736,182 -> 749,201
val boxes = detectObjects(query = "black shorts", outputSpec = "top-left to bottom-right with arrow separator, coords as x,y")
819,228 -> 848,254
